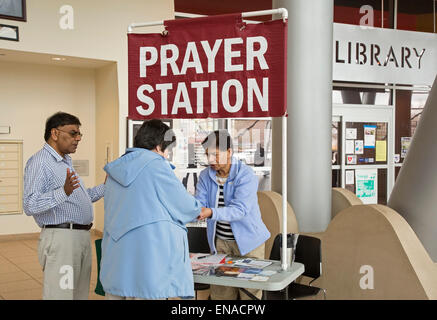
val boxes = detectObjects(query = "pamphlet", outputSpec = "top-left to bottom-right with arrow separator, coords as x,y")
250,276 -> 269,282
192,256 -> 277,282
190,253 -> 227,266
233,258 -> 272,269
215,266 -> 245,277
192,267 -> 212,276
237,273 -> 255,280
242,268 -> 263,274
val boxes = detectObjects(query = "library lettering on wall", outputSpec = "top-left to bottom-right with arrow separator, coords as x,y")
331,23 -> 436,205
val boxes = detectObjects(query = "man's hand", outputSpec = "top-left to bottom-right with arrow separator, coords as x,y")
198,207 -> 213,221
64,168 -> 80,196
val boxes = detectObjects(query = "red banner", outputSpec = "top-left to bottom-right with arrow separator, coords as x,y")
128,13 -> 287,120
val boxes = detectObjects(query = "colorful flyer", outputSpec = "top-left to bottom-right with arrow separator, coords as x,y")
355,140 -> 364,154
364,125 -> 376,149
346,155 -> 357,165
401,137 -> 412,158
355,169 -> 378,204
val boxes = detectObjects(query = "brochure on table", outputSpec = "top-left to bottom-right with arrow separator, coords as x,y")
190,254 -> 275,282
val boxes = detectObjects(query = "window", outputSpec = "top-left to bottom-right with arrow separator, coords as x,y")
335,0 -> 437,33
395,89 -> 429,167
333,84 -> 393,106
227,119 -> 272,168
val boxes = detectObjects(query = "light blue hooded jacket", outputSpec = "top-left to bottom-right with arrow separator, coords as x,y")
195,157 -> 270,256
100,148 -> 201,299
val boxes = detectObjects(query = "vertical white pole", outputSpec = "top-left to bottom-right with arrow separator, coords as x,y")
281,116 -> 288,271
382,0 -> 384,28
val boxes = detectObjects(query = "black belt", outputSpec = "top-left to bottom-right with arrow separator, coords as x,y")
44,223 -> 93,230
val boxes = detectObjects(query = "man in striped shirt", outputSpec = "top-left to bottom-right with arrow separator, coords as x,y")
23,112 -> 105,300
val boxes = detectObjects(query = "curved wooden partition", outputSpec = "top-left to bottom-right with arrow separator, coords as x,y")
331,187 -> 363,219
257,191 -> 299,259
323,204 -> 437,299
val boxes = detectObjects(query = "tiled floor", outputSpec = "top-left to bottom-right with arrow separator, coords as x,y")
0,233 -> 104,300
1,232 -> 328,301
0,233 -> 210,300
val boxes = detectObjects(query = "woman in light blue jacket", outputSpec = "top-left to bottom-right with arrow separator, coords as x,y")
195,130 -> 271,300
100,120 -> 206,300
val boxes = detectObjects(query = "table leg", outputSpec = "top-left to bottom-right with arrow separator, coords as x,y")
284,285 -> 290,300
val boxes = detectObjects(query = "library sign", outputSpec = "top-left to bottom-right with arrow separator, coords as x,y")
128,14 -> 287,120
333,23 -> 437,86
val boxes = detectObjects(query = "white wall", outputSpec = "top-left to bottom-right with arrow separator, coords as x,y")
0,60 -> 96,234
0,0 -> 175,155
94,63 -> 119,232
0,0 -> 174,234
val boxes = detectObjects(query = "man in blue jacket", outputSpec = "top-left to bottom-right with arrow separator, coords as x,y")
196,130 -> 271,300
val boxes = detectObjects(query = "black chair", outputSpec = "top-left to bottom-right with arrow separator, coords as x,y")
187,226 -> 211,299
265,233 -> 326,300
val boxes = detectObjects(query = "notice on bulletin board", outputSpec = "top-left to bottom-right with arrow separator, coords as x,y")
355,169 -> 378,204
346,154 -> 357,165
345,170 -> 355,185
375,140 -> 387,162
346,128 -> 357,140
355,140 -> 364,154
401,137 -> 412,158
346,140 -> 354,154
364,125 -> 376,149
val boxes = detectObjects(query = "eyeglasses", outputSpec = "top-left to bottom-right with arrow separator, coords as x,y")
56,128 -> 83,138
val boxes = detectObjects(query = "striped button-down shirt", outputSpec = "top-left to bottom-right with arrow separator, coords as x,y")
23,143 -> 105,227
215,176 -> 235,241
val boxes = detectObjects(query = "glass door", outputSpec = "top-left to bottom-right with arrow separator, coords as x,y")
333,105 -> 394,205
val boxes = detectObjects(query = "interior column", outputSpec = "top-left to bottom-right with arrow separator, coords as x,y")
272,0 -> 334,232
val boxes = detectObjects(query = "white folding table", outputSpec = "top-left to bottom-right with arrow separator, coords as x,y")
193,259 -> 304,300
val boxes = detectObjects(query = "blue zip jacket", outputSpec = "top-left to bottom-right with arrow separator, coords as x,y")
100,148 -> 201,299
195,157 -> 270,256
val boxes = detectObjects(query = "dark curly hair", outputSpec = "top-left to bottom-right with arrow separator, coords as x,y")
134,119 -> 176,151
44,112 -> 81,142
